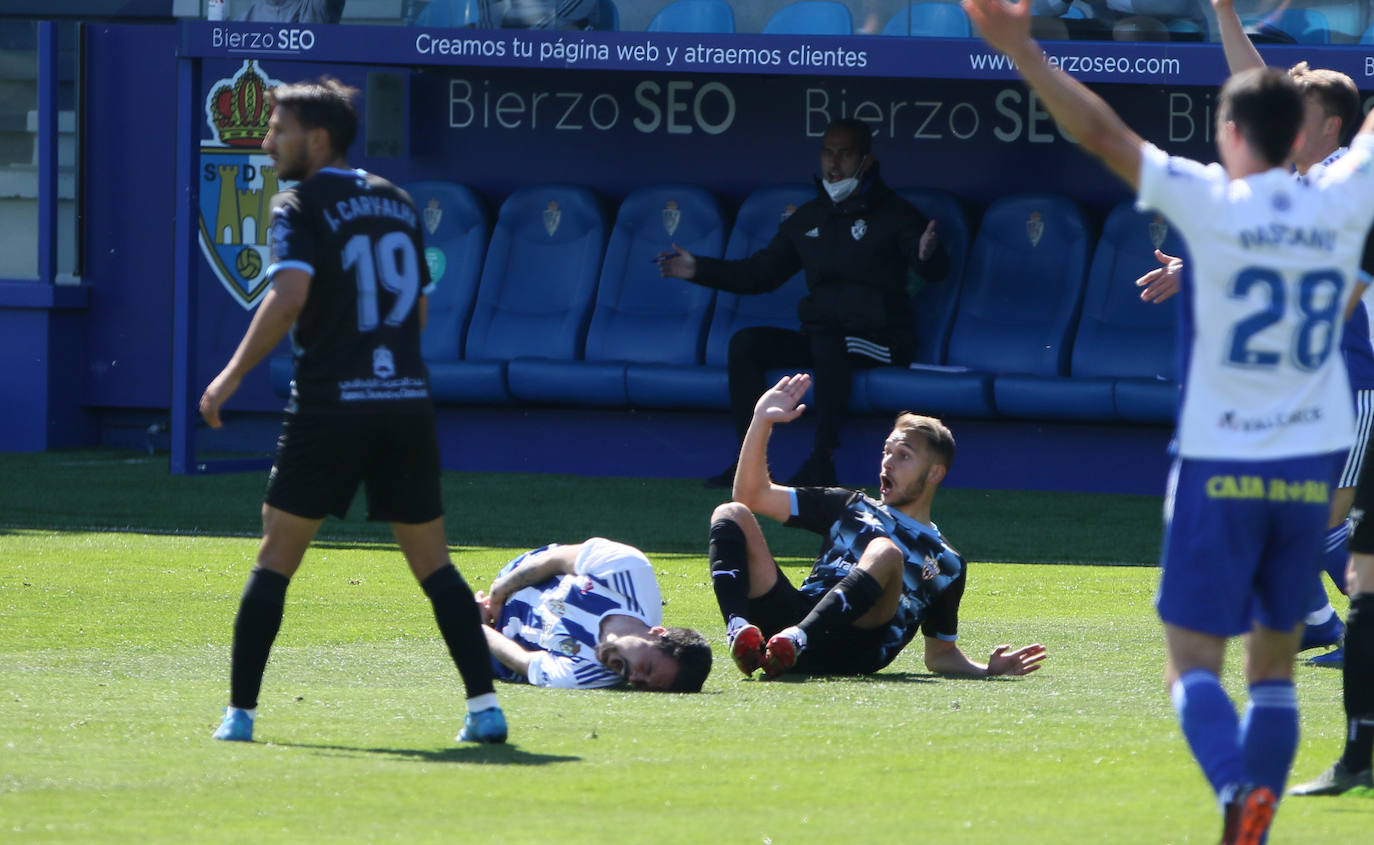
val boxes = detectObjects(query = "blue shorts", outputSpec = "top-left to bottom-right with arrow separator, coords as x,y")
1157,451 -> 1344,637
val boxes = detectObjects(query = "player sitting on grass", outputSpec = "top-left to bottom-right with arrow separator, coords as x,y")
476,538 -> 712,691
708,373 -> 1047,681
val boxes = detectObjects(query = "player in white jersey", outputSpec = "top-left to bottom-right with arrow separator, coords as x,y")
963,0 -> 1374,841
476,538 -> 712,691
1133,0 -> 1371,663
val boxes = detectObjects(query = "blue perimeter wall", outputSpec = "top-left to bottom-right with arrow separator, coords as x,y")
29,20 -> 1374,493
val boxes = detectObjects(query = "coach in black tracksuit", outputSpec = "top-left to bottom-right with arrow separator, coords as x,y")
658,118 -> 950,488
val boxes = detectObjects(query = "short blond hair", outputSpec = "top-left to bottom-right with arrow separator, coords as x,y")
892,413 -> 955,468
1288,61 -> 1361,145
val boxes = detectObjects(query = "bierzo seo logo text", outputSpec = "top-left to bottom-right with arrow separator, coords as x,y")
211,27 -> 316,52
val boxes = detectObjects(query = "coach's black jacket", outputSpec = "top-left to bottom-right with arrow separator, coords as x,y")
691,165 -> 950,353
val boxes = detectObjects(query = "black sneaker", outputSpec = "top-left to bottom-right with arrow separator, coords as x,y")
703,462 -> 737,489
785,453 -> 837,487
1288,760 -> 1374,796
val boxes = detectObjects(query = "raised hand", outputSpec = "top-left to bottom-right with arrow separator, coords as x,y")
1135,249 -> 1183,303
918,219 -> 940,261
753,373 -> 812,425
655,243 -> 697,280
962,0 -> 1033,55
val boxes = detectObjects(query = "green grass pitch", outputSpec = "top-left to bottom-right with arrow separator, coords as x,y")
0,451 -> 1367,843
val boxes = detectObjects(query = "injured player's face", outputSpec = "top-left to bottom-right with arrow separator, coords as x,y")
595,630 -> 681,691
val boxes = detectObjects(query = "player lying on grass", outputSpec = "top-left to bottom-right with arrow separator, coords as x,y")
475,538 -> 712,691
708,373 -> 1047,681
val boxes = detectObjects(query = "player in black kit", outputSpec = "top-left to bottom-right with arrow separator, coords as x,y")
199,77 -> 506,745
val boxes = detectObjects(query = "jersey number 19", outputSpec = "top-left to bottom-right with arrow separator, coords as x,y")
342,231 -> 420,332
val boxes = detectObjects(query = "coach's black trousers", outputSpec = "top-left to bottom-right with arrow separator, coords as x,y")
726,326 -> 907,455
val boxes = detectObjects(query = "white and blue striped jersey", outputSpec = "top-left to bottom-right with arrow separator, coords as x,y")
493,538 -> 663,690
1137,136 -> 1374,460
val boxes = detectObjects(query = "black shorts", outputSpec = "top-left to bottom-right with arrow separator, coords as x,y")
265,410 -> 443,523
747,575 -> 904,675
1351,426 -> 1374,554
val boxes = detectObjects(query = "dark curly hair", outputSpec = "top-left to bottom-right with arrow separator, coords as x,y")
653,627 -> 713,693
268,76 -> 358,159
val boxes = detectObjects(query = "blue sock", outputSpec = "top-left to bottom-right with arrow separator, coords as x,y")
1323,522 -> 1350,595
1240,680 -> 1299,798
1172,669 -> 1246,800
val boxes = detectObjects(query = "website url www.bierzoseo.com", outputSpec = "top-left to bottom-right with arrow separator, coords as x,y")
970,51 -> 1182,77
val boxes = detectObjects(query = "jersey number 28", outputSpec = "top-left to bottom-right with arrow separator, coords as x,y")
1226,267 -> 1343,372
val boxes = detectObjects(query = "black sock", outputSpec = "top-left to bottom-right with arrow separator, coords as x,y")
709,518 -> 751,625
229,567 -> 290,710
797,568 -> 885,641
421,564 -> 496,699
1340,592 -> 1374,773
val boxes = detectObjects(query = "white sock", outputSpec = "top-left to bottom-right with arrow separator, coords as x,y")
227,706 -> 256,719
466,693 -> 499,713
1306,605 -> 1336,626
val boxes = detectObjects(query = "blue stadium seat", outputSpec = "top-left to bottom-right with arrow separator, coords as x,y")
404,182 -> 490,362
269,181 -> 490,400
597,0 -> 620,30
647,0 -> 735,33
510,185 -> 725,407
1091,203 -> 1182,423
460,185 -> 608,403
882,3 -> 972,37
763,1 -> 853,34
1363,21 -> 1374,43
897,187 -> 971,366
628,184 -> 814,410
1245,8 -> 1330,44
412,0 -> 487,26
1167,17 -> 1206,38
952,195 -> 1090,418
997,201 -> 1181,422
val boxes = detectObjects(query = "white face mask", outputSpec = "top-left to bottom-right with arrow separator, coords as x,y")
823,175 -> 860,203
822,155 -> 867,203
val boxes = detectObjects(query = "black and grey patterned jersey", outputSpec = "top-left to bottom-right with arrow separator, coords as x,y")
787,486 -> 966,641
266,167 -> 435,413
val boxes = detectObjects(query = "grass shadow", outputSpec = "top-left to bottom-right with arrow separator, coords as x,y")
271,741 -> 581,765
759,672 -> 940,685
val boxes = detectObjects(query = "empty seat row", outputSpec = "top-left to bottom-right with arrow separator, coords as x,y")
269,181 -> 1183,424
411,1 -> 1374,43
414,0 -> 979,37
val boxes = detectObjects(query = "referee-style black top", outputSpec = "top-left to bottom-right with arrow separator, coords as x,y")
266,168 -> 434,413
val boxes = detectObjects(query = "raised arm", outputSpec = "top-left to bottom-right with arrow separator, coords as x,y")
732,374 -> 812,523
1213,0 -> 1265,75
962,0 -> 1145,188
